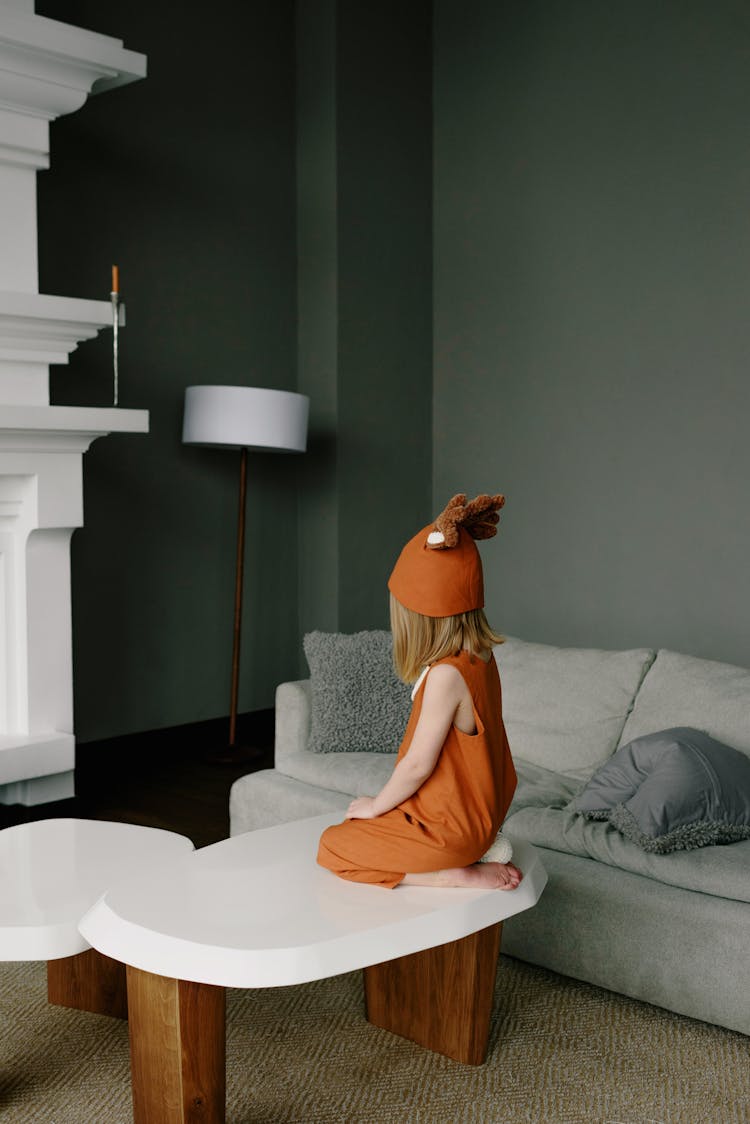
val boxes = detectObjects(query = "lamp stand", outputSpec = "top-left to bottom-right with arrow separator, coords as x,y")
229,444 -> 247,748
208,446 -> 265,766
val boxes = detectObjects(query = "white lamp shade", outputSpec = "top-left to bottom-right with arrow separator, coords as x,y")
182,385 -> 309,452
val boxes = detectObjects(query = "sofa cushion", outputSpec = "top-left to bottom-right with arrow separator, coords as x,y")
617,649 -> 750,760
504,805 -> 750,905
574,727 -> 750,853
507,759 -> 583,816
303,630 -> 411,754
495,637 -> 655,778
280,748 -> 578,811
278,748 -> 396,800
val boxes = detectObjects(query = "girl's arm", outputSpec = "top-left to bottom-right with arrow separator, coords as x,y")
346,664 -> 469,820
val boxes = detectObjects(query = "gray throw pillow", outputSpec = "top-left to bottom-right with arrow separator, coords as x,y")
573,727 -> 750,853
303,630 -> 412,754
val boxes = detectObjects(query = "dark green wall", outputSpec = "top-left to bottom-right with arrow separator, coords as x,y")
37,0 -> 749,746
37,0 -> 300,740
297,0 -> 433,640
434,0 -> 750,666
36,0 -> 432,740
296,0 -> 340,636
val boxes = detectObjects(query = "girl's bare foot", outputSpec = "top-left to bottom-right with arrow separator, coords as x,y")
402,862 -> 522,890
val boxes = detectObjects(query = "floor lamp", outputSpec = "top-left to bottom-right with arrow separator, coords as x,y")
182,385 -> 309,763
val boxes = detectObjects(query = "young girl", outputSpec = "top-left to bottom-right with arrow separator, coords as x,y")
317,493 -> 521,891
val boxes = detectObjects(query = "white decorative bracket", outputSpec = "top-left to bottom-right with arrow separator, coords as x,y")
0,5 -> 148,805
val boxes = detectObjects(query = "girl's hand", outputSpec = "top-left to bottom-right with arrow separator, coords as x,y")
346,796 -> 378,820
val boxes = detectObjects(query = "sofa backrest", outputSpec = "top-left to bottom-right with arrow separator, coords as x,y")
275,638 -> 750,783
495,637 -> 656,778
617,648 -> 750,759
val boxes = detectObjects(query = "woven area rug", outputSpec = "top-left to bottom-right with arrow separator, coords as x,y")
1,955 -> 748,1123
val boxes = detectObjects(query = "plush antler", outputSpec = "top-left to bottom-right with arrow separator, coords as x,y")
427,493 -> 505,550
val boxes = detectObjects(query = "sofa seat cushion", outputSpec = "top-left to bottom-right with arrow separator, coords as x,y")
279,748 -> 396,799
504,804 -> 750,904
276,757 -> 584,836
506,760 -> 582,815
618,648 -> 750,759
278,752 -> 578,814
495,637 -> 655,779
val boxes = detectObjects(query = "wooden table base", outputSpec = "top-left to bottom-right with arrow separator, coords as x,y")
363,921 -> 502,1065
47,948 -> 128,1019
120,923 -> 502,1121
126,966 -> 226,1124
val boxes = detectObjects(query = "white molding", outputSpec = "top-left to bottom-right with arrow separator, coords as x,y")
0,10 -> 147,294
0,767 -> 75,806
0,141 -> 47,170
0,405 -> 149,451
0,11 -> 146,124
0,105 -> 47,168
0,290 -> 126,368
0,731 -> 74,784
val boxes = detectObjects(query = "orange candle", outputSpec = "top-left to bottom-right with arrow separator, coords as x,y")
111,264 -> 119,294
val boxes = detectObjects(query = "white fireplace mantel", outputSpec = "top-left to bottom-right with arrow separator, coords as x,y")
0,404 -> 149,450
0,4 -> 148,805
0,407 -> 148,805
0,291 -> 128,405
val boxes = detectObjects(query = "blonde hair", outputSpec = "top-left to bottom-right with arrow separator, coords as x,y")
389,593 -> 504,684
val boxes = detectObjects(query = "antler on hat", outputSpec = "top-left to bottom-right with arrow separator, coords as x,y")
388,492 -> 506,617
426,493 -> 505,549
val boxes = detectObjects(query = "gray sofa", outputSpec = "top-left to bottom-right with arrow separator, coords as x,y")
230,636 -> 750,1036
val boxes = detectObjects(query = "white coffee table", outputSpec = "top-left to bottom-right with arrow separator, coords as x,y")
80,811 -> 547,1123
0,818 -> 193,1016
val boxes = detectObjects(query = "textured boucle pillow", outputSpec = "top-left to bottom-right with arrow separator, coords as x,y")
303,630 -> 412,754
574,727 -> 750,853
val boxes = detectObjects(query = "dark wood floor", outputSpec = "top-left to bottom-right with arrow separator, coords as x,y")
0,710 -> 275,849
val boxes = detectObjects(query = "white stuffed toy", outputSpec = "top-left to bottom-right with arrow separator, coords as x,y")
480,831 -> 513,864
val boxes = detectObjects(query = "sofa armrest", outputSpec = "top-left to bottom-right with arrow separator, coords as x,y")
275,679 -> 312,770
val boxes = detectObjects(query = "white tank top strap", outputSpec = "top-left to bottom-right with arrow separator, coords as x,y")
410,664 -> 431,702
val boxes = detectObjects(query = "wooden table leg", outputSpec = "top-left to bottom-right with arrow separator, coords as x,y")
47,948 -> 128,1019
363,921 -> 502,1065
126,966 -> 226,1124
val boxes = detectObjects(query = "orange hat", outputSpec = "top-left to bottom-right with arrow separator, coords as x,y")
388,493 -> 505,617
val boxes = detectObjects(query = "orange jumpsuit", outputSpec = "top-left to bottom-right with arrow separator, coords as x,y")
317,650 -> 517,888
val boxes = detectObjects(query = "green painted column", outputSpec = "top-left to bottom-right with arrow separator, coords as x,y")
296,0 -> 433,641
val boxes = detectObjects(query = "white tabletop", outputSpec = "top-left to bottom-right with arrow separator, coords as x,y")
79,812 -> 547,989
0,819 -> 194,961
